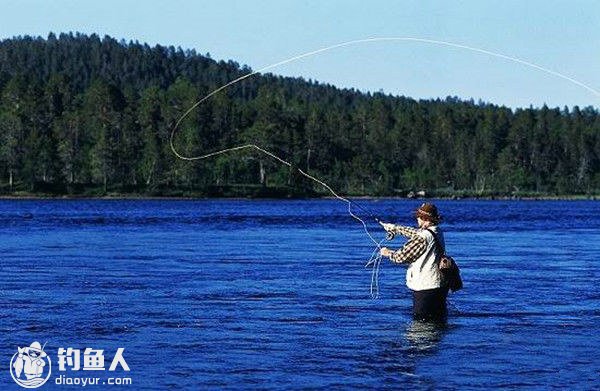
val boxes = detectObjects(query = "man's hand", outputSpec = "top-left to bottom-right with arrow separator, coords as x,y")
380,247 -> 394,258
379,222 -> 396,232
379,222 -> 396,240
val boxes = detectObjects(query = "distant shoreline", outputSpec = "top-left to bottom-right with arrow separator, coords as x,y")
0,193 -> 597,201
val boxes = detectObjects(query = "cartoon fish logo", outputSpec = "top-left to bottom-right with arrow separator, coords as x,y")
10,341 -> 52,389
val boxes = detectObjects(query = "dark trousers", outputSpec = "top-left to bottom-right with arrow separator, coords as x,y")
412,287 -> 449,322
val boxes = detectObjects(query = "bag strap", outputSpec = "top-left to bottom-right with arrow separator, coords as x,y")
425,228 -> 445,256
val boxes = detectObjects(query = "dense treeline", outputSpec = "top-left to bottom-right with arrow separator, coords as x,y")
0,33 -> 598,197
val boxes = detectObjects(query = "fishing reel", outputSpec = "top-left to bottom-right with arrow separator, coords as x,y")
378,221 -> 396,241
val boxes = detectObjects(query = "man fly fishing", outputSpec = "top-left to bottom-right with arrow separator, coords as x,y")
379,203 -> 451,322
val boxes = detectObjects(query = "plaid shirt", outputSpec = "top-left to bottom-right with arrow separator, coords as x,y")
387,225 -> 427,264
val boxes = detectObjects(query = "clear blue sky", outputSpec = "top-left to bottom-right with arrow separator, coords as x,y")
1,0 -> 599,109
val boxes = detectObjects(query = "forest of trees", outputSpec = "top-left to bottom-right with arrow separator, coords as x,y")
0,33 -> 598,197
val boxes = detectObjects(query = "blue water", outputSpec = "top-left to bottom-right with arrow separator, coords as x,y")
1,199 -> 599,390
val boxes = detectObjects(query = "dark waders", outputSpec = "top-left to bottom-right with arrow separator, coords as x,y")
412,286 -> 449,322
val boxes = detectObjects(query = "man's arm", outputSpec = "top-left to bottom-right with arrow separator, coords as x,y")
381,223 -> 419,239
389,235 -> 427,264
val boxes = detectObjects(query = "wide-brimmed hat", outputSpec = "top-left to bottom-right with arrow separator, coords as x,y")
25,341 -> 47,357
28,342 -> 43,353
414,203 -> 441,223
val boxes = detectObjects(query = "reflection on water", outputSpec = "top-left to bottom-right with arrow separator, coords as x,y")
404,320 -> 448,353
376,320 -> 449,385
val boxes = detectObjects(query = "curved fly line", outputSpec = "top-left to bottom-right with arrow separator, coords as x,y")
169,36 -> 599,298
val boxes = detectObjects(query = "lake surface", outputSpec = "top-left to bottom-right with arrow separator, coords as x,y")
1,199 -> 599,389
